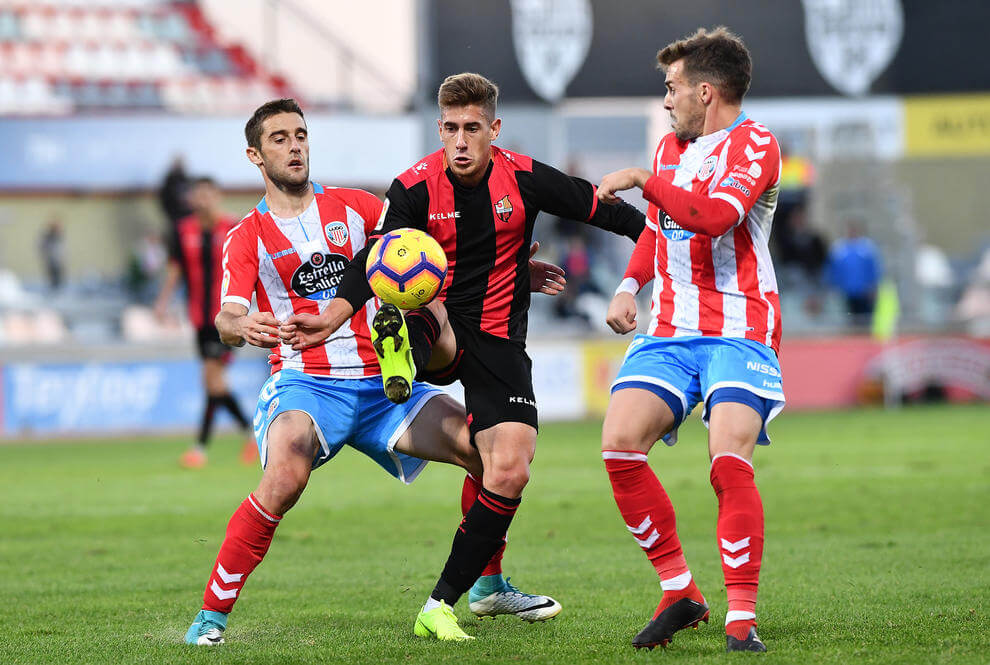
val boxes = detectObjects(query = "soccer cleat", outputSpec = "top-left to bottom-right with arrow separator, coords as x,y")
413,601 -> 475,641
184,609 -> 227,645
726,627 -> 767,652
631,597 -> 710,649
179,448 -> 207,469
370,303 -> 414,404
468,575 -> 562,622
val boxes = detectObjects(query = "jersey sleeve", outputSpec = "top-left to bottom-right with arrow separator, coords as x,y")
621,221 -> 657,291
709,126 -> 781,225
376,177 -> 428,235
220,219 -> 257,309
522,160 -> 644,241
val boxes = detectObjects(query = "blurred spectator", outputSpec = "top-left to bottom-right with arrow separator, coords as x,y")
38,218 -> 65,290
826,219 -> 882,326
553,234 -> 593,325
956,246 -> 990,337
159,155 -> 192,231
770,143 -> 815,262
777,203 -> 826,283
126,231 -> 169,301
776,203 -> 827,317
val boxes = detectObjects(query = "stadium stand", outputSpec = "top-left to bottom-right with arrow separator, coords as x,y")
0,0 -> 295,114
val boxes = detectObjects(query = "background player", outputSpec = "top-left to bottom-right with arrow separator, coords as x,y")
184,99 -> 564,645
154,176 -> 256,468
595,27 -> 784,653
285,73 -> 645,640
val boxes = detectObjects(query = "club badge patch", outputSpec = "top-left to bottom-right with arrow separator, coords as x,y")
697,154 -> 718,181
325,221 -> 349,246
494,195 -> 514,223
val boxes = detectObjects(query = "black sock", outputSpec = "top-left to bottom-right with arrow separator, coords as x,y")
218,393 -> 250,430
431,488 -> 521,605
405,308 -> 441,376
197,396 -> 220,446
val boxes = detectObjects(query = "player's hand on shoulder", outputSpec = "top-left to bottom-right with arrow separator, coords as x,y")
606,292 -> 638,334
597,168 -> 650,204
528,241 -> 567,296
239,311 -> 281,348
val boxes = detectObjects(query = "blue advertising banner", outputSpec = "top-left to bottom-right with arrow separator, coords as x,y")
0,357 -> 271,437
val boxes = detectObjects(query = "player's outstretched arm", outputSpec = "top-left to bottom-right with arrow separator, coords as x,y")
528,241 -> 566,296
215,302 -> 281,348
597,168 -> 652,204
280,298 -> 355,350
606,292 -> 638,334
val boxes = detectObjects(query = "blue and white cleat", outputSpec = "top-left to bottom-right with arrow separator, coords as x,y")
468,575 -> 562,622
184,609 -> 228,645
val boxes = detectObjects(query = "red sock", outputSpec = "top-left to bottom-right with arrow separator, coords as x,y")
201,493 -> 281,613
462,473 -> 503,576
604,451 -> 704,617
711,454 -> 764,640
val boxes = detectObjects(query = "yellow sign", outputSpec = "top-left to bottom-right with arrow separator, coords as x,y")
904,94 -> 990,157
581,340 -> 631,416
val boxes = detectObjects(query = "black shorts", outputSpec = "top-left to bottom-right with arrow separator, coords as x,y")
196,326 -> 232,361
422,315 -> 537,437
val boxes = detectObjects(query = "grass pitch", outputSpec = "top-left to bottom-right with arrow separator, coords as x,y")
1,405 -> 988,664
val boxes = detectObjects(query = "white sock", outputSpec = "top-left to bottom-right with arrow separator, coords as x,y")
423,596 -> 442,612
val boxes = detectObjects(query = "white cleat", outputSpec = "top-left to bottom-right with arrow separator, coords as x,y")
194,628 -> 225,645
468,578 -> 562,622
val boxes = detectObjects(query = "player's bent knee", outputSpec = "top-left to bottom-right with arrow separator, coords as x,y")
483,465 -> 530,496
601,423 -> 655,454
259,464 -> 309,513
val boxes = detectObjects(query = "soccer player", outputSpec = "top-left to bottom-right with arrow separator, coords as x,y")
286,73 -> 645,640
154,176 -> 256,468
595,27 -> 783,653
184,99 -> 565,645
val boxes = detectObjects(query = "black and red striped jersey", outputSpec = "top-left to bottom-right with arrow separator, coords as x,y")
168,213 -> 237,329
339,146 -> 644,342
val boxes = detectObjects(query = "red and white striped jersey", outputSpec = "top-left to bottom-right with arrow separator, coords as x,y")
641,114 -> 782,352
221,183 -> 384,378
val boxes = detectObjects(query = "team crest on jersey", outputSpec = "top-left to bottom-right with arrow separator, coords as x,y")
697,154 -> 718,181
494,195 -> 514,223
324,221 -> 349,246
291,252 -> 349,301
658,210 -> 694,241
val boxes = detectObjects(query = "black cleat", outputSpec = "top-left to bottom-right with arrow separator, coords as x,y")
726,627 -> 767,653
632,598 -> 710,649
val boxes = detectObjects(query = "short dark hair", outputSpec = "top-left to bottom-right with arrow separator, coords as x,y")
192,175 -> 217,188
437,73 -> 498,120
657,26 -> 752,104
245,98 -> 305,150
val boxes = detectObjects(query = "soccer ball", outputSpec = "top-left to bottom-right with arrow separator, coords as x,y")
365,228 -> 448,309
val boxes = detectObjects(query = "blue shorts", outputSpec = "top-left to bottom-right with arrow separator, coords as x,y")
611,335 -> 785,445
252,369 -> 444,483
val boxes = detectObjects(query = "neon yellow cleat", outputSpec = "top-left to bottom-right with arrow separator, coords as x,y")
370,303 -> 415,404
413,601 -> 475,641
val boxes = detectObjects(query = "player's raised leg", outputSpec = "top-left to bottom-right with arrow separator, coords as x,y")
707,398 -> 768,653
602,387 -> 709,649
185,410 -> 318,645
371,300 -> 456,404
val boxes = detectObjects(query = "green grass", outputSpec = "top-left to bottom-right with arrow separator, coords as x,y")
1,405 -> 988,664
